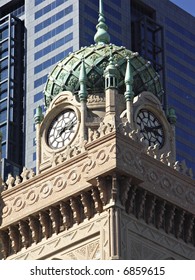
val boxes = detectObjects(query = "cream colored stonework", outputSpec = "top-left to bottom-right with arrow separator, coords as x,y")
0,89 -> 194,260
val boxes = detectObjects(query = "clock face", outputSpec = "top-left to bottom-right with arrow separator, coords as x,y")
47,109 -> 77,149
136,109 -> 164,149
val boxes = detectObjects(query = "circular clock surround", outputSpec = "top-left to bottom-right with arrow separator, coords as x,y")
47,108 -> 78,149
136,109 -> 165,149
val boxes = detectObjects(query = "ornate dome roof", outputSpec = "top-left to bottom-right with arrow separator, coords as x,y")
44,43 -> 164,108
44,0 -> 164,108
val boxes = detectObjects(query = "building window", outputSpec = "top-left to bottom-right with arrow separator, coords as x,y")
165,18 -> 195,41
34,19 -> 73,47
35,0 -> 68,19
34,74 -> 48,88
35,0 -> 45,6
12,5 -> 25,17
0,68 -> 8,81
0,100 -> 7,111
0,109 -> 7,123
34,91 -> 43,102
0,124 -> 7,142
34,5 -> 73,33
34,33 -> 73,60
1,143 -> 6,158
34,47 -> 73,74
33,152 -> 36,161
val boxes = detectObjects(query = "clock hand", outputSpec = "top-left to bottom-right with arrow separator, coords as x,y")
141,125 -> 162,133
58,120 -> 77,137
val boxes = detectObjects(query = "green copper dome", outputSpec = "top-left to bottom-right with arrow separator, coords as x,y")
44,43 -> 164,108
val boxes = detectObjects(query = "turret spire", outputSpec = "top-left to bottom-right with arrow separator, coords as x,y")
94,0 -> 110,45
79,58 -> 88,102
104,46 -> 118,89
79,58 -> 88,141
124,57 -> 134,123
124,57 -> 134,102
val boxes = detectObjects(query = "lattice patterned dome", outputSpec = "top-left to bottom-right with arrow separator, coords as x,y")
44,43 -> 164,108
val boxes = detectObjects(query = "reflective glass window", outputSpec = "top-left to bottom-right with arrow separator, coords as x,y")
34,33 -> 73,60
0,124 -> 7,142
167,83 -> 194,104
113,0 -> 121,7
0,68 -> 8,81
0,58 -> 8,69
12,5 -> 25,17
0,109 -> 7,122
33,152 -> 36,161
0,81 -> 8,92
0,40 -> 8,54
0,25 -> 8,41
35,0 -> 68,19
167,70 -> 195,92
35,0 -> 45,6
165,18 -> 195,41
34,74 -> 48,88
34,47 -> 73,74
176,141 -> 195,160
34,19 -> 73,47
0,89 -> 7,100
84,6 -> 97,19
166,43 -> 195,66
166,31 -> 194,54
35,5 -> 73,33
84,18 -> 121,34
0,100 -> 7,111
104,3 -> 121,20
167,56 -> 195,77
1,143 -> 6,158
0,51 -> 8,59
34,91 -> 43,102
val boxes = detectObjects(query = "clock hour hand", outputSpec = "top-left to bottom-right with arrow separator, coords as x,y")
142,125 -> 162,133
58,120 -> 77,137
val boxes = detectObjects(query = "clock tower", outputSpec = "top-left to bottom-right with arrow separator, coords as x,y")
0,0 -> 195,260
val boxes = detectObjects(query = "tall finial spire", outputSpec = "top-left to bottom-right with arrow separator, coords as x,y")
125,57 -> 134,123
94,0 -> 110,45
79,58 -> 88,102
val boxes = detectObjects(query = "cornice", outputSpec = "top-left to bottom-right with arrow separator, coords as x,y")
1,130 -> 195,230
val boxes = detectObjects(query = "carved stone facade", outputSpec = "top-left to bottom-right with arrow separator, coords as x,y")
0,24 -> 194,258
0,104 -> 195,259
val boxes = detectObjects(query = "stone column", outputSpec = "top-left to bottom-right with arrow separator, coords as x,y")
34,106 -> 43,174
78,58 -> 88,142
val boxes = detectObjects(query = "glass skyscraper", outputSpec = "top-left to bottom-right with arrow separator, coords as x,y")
0,1 -> 25,179
0,0 -> 194,178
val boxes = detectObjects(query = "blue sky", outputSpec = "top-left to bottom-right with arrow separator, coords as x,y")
170,0 -> 195,16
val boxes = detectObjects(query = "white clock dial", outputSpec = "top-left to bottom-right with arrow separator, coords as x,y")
136,109 -> 164,149
47,109 -> 77,149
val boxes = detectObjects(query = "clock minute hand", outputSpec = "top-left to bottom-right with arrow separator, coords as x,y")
58,120 -> 77,137
143,125 -> 162,132
58,121 -> 71,137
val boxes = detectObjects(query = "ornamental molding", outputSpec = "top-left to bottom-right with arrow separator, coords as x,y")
123,213 -> 195,259
6,214 -> 106,260
1,131 -> 195,230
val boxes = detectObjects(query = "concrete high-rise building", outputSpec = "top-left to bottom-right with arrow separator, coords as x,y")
0,0 -> 195,179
